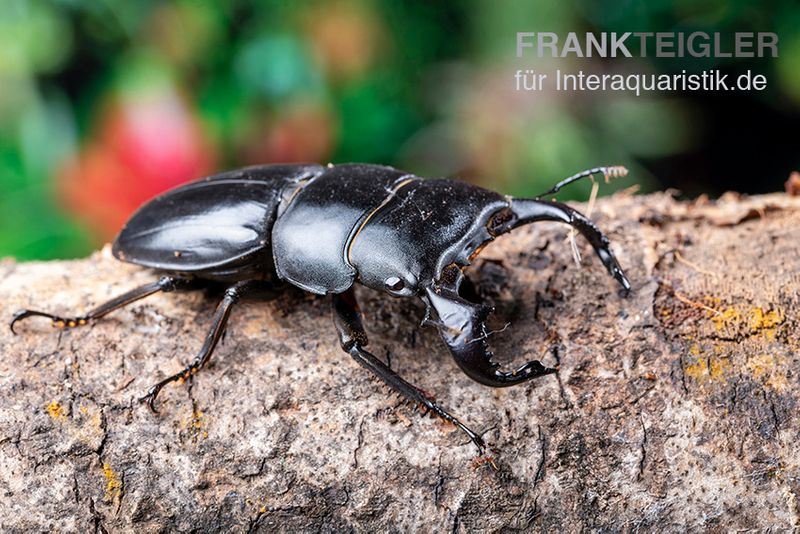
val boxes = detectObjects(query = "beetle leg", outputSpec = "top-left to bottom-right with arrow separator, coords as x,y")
424,285 -> 557,387
139,280 -> 267,412
508,198 -> 631,293
331,288 -> 486,454
9,276 -> 195,334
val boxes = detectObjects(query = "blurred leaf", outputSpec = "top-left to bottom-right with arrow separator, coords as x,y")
0,187 -> 92,260
470,0 -> 576,60
597,97 -> 699,158
509,113 -> 596,198
18,90 -> 77,182
335,75 -> 422,163
0,0 -> 73,76
234,34 -> 323,99
197,76 -> 250,157
775,33 -> 800,104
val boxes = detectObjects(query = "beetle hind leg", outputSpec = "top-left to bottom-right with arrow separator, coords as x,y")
9,276 -> 194,334
508,198 -> 631,293
331,288 -> 486,454
140,280 -> 271,412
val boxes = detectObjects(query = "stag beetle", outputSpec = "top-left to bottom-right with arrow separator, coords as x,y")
11,163 -> 630,453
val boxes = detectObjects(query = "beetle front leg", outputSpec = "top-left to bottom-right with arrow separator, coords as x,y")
140,279 -> 270,412
10,276 -> 196,334
424,285 -> 557,387
331,288 -> 486,454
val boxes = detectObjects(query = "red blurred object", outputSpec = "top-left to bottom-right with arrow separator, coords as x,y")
58,90 -> 217,241
785,171 -> 800,196
241,101 -> 335,165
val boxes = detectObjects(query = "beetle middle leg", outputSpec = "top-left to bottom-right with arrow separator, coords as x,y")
139,279 -> 272,412
9,275 -> 196,334
331,288 -> 486,454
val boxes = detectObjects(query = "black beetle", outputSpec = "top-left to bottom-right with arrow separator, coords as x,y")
11,163 -> 630,453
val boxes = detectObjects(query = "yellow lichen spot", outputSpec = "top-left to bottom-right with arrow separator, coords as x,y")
102,462 -> 122,503
708,357 -> 731,379
91,412 -> 102,430
689,344 -> 701,356
46,401 -> 66,421
259,506 -> 267,514
684,359 -> 708,381
749,308 -> 784,340
192,409 -> 204,430
750,308 -> 784,329
685,357 -> 730,382
183,409 -> 209,441
710,307 -> 740,332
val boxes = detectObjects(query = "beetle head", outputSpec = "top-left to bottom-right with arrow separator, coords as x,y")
348,179 -> 510,299
352,175 -> 630,390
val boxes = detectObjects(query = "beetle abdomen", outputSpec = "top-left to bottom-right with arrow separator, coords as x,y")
272,164 -> 411,294
113,165 -> 323,280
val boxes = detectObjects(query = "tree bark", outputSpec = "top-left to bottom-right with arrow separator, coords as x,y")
1,191 -> 799,532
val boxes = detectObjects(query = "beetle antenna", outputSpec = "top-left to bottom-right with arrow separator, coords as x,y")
536,166 -> 628,198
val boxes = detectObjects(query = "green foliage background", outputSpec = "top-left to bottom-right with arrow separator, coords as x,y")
0,0 -> 796,260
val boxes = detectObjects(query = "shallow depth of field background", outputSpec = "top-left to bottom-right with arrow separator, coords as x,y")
1,0 -> 798,260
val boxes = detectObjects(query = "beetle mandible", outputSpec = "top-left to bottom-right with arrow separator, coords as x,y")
11,163 -> 630,453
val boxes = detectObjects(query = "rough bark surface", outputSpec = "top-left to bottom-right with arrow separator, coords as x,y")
1,191 -> 799,532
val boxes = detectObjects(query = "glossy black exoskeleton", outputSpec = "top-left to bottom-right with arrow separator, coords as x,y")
11,163 -> 630,453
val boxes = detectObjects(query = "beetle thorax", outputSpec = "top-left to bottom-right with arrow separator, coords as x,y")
271,164 -> 509,297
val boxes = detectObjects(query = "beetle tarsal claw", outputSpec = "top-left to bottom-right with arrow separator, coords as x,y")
139,389 -> 162,414
424,287 -> 557,388
9,309 -> 84,335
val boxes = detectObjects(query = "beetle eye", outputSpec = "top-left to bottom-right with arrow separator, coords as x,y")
384,277 -> 405,291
